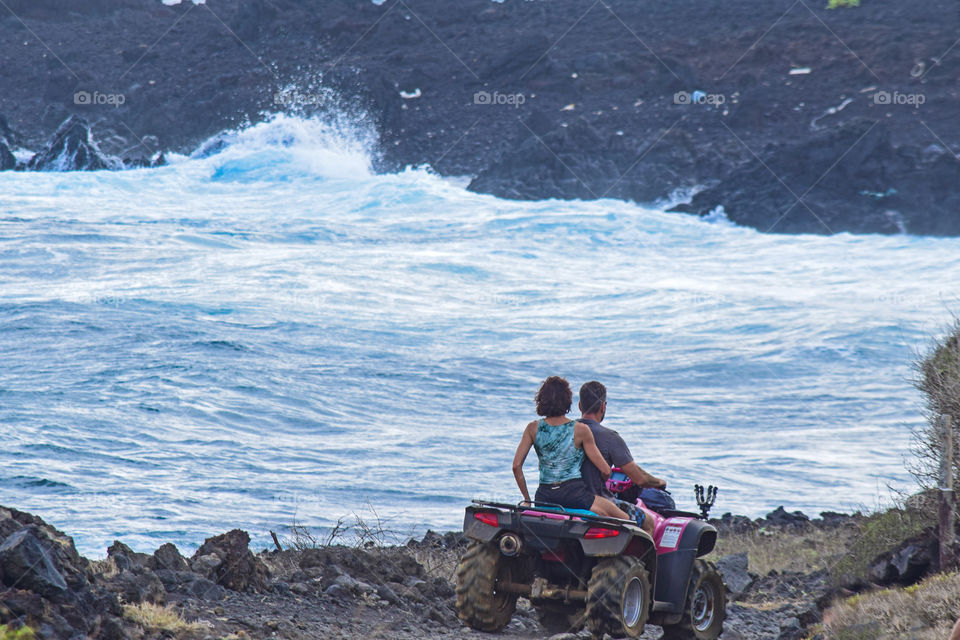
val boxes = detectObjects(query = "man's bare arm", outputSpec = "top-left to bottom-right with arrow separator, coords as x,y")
622,461 -> 666,489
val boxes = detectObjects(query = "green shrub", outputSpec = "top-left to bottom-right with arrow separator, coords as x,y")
827,0 -> 860,8
911,321 -> 960,498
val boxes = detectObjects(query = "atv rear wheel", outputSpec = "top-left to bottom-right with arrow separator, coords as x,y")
534,601 -> 585,634
661,559 -> 726,640
455,541 -> 519,631
585,556 -> 651,639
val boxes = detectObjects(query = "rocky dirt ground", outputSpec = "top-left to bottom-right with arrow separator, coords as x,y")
5,502 -> 940,640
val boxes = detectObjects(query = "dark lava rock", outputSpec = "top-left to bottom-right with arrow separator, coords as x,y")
0,0 -> 957,235
302,546 -> 425,588
149,542 -> 189,573
107,539 -> 151,573
26,116 -> 110,172
817,511 -> 858,528
741,569 -> 830,604
0,115 -> 16,170
192,529 -> 269,592
110,570 -> 165,604
185,575 -> 227,601
672,119 -> 960,235
153,568 -> 202,589
0,506 -> 125,640
716,552 -> 755,598
407,530 -> 467,550
762,506 -> 811,531
468,117 -> 705,204
711,513 -> 759,535
868,529 -> 938,585
0,526 -> 68,596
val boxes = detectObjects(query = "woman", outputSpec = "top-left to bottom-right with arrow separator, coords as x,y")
512,376 -> 630,519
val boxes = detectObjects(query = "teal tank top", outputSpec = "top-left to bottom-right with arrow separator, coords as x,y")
533,418 -> 584,484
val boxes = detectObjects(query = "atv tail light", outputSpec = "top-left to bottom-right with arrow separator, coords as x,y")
474,512 -> 499,527
584,526 -> 621,539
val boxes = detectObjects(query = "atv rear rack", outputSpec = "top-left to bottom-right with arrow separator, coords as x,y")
470,498 -> 641,528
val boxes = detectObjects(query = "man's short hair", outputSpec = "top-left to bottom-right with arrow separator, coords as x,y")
535,376 -> 572,417
579,380 -> 606,415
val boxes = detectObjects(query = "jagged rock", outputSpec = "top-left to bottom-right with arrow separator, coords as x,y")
777,616 -> 804,640
26,115 -> 110,171
0,526 -> 68,596
408,530 -> 467,550
717,552 -> 755,598
149,542 -> 188,572
0,115 -> 17,171
289,581 -> 310,595
111,570 -> 165,604
762,506 -> 811,530
152,568 -> 202,589
99,615 -> 130,640
192,529 -> 269,592
191,552 -> 222,574
0,140 -> 14,171
185,576 -> 227,600
107,539 -> 150,573
672,119 -> 960,235
710,513 -> 759,535
818,512 -> 857,528
868,529 -> 938,585
468,116 -> 709,204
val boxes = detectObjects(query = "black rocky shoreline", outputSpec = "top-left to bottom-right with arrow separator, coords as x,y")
1,0 -> 959,234
1,503 -> 941,640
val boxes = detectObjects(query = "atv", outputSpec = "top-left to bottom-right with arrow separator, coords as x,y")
455,474 -> 726,639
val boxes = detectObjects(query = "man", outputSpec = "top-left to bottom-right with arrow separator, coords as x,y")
578,380 -> 666,534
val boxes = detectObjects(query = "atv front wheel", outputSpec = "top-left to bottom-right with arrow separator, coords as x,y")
585,556 -> 651,639
455,541 -> 519,631
661,559 -> 726,640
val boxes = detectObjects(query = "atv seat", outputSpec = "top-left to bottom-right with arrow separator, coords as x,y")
521,505 -> 598,519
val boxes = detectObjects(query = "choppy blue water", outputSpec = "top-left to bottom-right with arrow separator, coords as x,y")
1,115 -> 958,557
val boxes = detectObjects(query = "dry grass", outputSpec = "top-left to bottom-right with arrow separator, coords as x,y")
89,556 -> 120,579
816,572 -> 960,640
122,602 -> 204,634
712,526 -> 857,576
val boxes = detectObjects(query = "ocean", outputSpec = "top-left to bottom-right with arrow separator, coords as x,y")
1,114 -> 957,557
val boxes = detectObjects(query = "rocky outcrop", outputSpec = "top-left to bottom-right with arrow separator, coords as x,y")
0,506 -> 125,640
671,120 -> 960,235
867,529 -> 939,586
0,115 -> 17,170
467,116 -> 711,204
191,529 -> 270,592
26,116 -> 111,172
0,0 -> 957,234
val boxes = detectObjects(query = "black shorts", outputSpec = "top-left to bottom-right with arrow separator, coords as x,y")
535,479 -> 596,511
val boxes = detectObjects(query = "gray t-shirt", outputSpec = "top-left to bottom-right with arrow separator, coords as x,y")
579,418 -> 634,498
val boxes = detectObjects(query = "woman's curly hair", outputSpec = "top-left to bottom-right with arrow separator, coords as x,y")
535,376 -> 572,417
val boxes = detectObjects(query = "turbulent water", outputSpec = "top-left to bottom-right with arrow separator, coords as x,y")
1,115 -> 958,557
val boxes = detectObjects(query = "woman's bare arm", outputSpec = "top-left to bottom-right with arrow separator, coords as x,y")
512,421 -> 537,503
576,422 -> 612,479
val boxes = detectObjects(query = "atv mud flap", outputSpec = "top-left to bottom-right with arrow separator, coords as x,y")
653,519 -> 717,614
